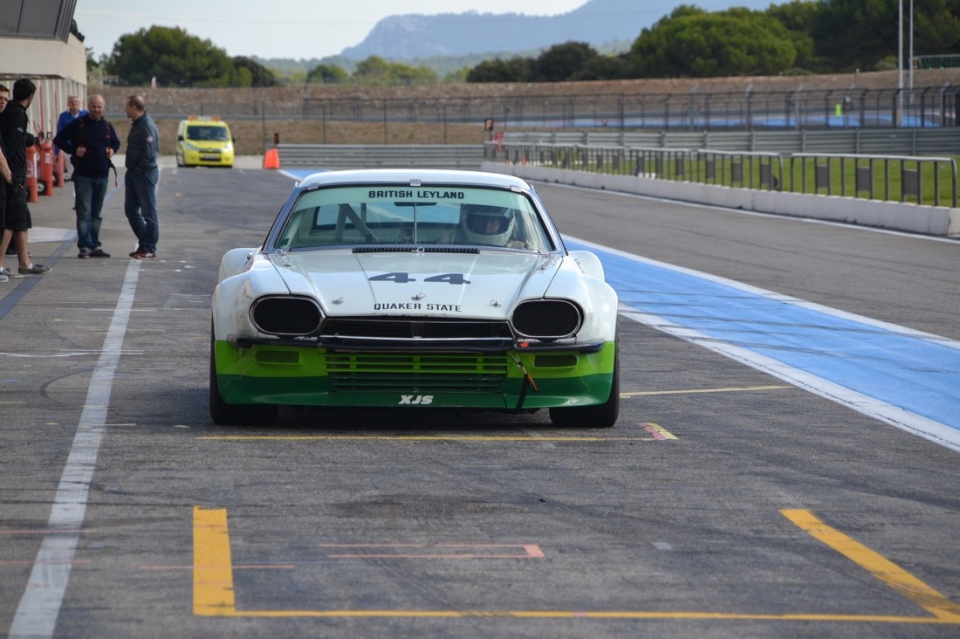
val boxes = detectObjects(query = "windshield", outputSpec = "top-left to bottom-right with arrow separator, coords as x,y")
275,186 -> 554,252
186,125 -> 229,142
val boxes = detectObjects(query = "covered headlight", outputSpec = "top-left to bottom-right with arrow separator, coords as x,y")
511,300 -> 583,340
251,296 -> 323,336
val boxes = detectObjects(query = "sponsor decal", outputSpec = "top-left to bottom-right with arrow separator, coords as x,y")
370,272 -> 470,285
373,303 -> 461,312
368,190 -> 465,200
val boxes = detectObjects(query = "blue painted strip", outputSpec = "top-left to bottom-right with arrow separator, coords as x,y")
566,239 -> 960,433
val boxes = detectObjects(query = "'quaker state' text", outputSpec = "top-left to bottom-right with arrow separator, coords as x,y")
374,302 -> 462,312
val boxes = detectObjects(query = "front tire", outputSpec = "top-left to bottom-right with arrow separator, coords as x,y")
209,329 -> 278,426
549,348 -> 619,428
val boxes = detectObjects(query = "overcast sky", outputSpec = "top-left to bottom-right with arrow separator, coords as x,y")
75,0 -> 592,60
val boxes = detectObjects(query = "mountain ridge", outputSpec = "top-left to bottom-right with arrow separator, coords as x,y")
340,0 -> 771,60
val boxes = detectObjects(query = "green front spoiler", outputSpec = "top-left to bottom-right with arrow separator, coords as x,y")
213,341 -> 616,410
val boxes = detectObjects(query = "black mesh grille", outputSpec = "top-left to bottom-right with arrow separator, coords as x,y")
321,317 -> 513,340
326,353 -> 510,393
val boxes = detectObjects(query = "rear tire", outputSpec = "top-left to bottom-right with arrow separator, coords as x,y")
549,348 -> 619,428
209,328 -> 278,426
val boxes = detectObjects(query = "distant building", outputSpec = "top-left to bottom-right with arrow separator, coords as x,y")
0,1 -> 88,139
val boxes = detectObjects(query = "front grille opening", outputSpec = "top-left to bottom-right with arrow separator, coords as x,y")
534,354 -> 578,368
256,350 -> 300,364
326,353 -> 510,393
321,317 -> 513,340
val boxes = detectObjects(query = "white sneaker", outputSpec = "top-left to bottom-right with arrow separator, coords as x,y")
0,267 -> 23,279
0,273 -> 7,283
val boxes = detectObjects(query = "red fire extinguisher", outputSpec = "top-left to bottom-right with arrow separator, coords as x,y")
39,140 -> 54,196
25,143 -> 39,203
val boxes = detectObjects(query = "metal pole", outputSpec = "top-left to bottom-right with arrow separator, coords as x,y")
898,0 -> 903,126
909,0 -> 914,104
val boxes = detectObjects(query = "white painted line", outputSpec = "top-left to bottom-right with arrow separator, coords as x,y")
9,260 -> 141,639
618,306 -> 960,454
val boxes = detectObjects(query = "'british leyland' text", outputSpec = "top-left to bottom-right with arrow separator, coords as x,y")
368,190 -> 465,199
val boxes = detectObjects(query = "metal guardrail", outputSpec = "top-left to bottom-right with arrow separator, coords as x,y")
501,128 -> 960,157
791,153 -> 958,206
485,141 -> 958,207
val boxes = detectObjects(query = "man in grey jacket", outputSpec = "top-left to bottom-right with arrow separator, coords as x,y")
124,94 -> 160,259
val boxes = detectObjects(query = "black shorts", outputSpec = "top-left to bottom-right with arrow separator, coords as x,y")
3,181 -> 32,231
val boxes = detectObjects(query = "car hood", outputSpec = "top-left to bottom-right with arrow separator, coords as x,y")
272,249 -> 562,318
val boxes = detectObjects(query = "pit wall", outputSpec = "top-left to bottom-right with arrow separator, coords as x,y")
482,162 -> 960,238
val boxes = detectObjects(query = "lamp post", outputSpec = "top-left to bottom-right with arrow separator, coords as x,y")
898,0 -> 916,125
898,0 -> 903,126
909,0 -> 914,104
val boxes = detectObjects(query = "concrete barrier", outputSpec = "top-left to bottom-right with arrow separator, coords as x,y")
484,161 -> 960,238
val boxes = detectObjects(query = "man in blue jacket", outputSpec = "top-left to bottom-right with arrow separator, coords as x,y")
53,94 -> 120,258
54,95 -> 88,181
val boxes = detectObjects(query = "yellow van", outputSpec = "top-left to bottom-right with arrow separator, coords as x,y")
175,117 -> 235,168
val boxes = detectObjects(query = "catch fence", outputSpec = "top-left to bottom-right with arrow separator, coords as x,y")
130,85 -> 960,132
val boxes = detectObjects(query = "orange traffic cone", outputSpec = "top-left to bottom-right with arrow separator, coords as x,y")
263,148 -> 280,169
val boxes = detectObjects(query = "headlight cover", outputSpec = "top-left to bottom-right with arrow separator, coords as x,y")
511,300 -> 583,340
251,296 -> 323,336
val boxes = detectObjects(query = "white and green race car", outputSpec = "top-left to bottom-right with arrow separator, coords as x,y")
211,169 -> 620,426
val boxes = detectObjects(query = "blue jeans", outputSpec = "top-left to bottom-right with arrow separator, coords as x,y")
73,175 -> 108,251
124,168 -> 159,253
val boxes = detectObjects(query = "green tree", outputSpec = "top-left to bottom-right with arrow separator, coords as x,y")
808,0 -> 897,71
105,26 -> 246,87
571,54 -> 631,80
765,0 -> 821,71
233,56 -> 278,87
351,56 -> 437,85
85,47 -> 98,72
906,0 -> 960,57
532,41 -> 599,82
306,63 -> 349,84
629,8 -> 797,77
465,57 -> 533,82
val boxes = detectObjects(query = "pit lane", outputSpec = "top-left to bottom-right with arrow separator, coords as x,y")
1,164 -> 958,639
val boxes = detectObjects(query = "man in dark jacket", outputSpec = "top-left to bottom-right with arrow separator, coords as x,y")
53,94 -> 121,258
123,94 -> 160,259
0,78 -> 50,276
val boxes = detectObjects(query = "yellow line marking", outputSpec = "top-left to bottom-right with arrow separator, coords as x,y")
193,506 -> 960,622
193,507 -> 236,616
197,435 -> 654,442
640,423 -> 678,440
196,610 -> 956,621
622,385 -> 790,398
782,509 -> 960,622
